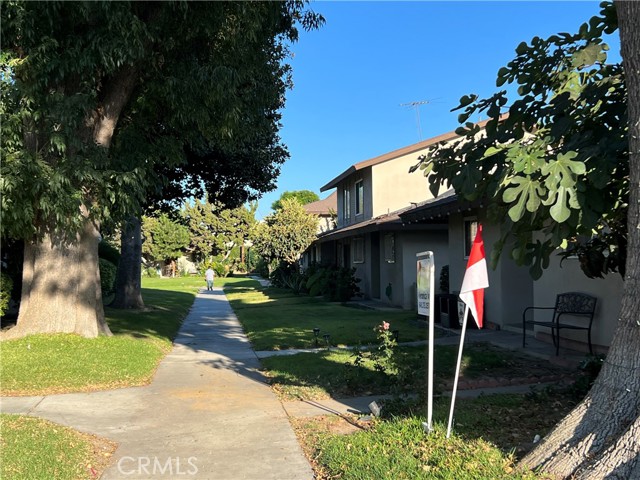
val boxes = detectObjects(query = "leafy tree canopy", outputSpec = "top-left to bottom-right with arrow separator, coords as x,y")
1,1 -> 324,239
271,190 -> 320,211
411,1 -> 626,279
253,198 -> 318,265
142,213 -> 190,264
182,199 -> 256,262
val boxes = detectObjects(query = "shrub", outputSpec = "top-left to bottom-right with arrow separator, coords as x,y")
98,259 -> 117,297
98,240 -> 120,266
270,262 -> 306,293
254,256 -> 275,279
143,266 -> 159,278
199,259 -> 228,278
570,354 -> 606,399
306,264 -> 360,302
245,248 -> 259,272
0,272 -> 14,317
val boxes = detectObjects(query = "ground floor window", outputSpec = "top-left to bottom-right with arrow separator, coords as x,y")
464,218 -> 478,258
384,233 -> 395,263
352,237 -> 365,263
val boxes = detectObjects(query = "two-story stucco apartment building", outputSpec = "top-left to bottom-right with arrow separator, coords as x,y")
308,124 -> 621,354
310,132 -> 456,310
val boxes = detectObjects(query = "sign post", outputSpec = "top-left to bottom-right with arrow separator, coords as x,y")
416,251 -> 435,432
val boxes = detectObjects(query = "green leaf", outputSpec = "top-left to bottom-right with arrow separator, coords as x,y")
419,162 -> 434,176
542,186 -> 578,223
483,146 -> 503,158
515,41 -> 528,55
496,67 -> 510,87
458,94 -> 477,108
502,177 -> 545,222
541,152 -> 585,195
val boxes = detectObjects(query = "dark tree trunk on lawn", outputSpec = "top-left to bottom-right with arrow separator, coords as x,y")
111,215 -> 145,309
521,2 -> 640,477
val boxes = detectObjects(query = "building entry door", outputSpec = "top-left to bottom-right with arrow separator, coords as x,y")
371,233 -> 380,298
342,242 -> 351,267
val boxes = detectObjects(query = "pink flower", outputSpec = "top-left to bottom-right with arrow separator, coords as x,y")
381,321 -> 390,331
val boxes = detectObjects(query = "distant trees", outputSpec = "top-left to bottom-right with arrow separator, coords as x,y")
253,198 -> 318,268
271,190 -> 320,211
141,215 -> 190,277
182,199 -> 257,275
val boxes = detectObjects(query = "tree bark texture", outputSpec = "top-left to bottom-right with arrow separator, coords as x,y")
111,216 -> 145,309
521,2 -> 640,478
5,209 -> 112,338
89,64 -> 138,148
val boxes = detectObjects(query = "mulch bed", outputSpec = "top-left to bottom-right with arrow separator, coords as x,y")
444,342 -> 581,391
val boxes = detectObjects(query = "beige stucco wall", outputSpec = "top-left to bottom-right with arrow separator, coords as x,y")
316,215 -> 335,234
371,153 -> 433,218
532,254 -> 621,350
448,212 -> 533,329
448,211 -> 619,350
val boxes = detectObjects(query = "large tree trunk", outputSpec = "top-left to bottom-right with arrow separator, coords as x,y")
2,65 -> 139,339
521,3 -> 640,478
111,216 -> 145,309
4,211 -> 112,338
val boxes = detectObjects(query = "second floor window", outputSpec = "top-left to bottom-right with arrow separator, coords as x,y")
343,187 -> 351,221
355,180 -> 364,216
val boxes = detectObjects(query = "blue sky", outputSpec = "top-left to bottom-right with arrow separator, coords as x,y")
255,1 -> 620,219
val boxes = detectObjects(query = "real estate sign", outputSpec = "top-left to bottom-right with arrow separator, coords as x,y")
416,251 -> 435,432
416,253 -> 433,317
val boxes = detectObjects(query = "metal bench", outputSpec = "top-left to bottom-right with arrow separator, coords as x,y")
522,292 -> 597,355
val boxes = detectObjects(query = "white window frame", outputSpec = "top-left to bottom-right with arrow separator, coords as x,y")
355,180 -> 364,216
343,186 -> 351,221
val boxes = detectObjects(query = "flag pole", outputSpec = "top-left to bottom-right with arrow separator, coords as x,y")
426,253 -> 435,432
446,303 -> 470,439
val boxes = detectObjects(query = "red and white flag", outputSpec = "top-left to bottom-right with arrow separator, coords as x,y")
459,224 -> 489,328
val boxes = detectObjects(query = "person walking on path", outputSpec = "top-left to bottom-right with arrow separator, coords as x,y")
205,267 -> 215,291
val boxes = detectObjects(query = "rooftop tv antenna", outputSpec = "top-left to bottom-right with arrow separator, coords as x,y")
400,99 -> 441,140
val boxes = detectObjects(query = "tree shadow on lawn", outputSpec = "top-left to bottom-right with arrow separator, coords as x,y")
261,350 -> 396,400
379,388 -> 582,460
105,288 -> 196,343
259,343 -> 581,402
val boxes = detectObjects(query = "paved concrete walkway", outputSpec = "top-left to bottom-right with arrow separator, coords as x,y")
1,288 -> 313,480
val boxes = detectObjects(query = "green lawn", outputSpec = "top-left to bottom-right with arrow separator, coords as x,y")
0,414 -> 116,479
296,392 -> 577,479
1,276 -> 204,396
262,343 -> 523,400
222,279 -> 429,350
